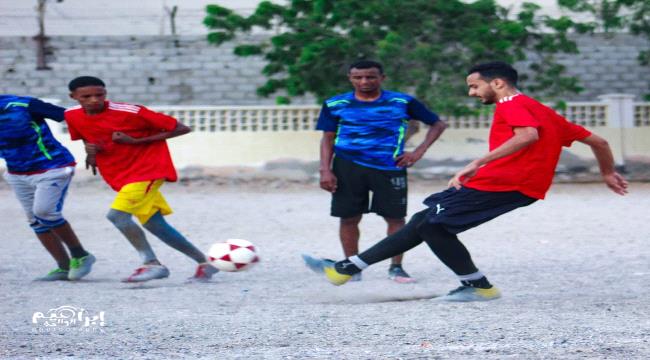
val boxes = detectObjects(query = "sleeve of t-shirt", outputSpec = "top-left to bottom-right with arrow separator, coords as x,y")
137,106 -> 178,131
64,111 -> 83,141
558,114 -> 592,147
28,98 -> 65,122
496,101 -> 540,128
407,98 -> 439,125
315,102 -> 338,132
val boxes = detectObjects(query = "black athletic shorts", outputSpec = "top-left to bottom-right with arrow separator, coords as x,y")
331,156 -> 407,219
422,186 -> 537,234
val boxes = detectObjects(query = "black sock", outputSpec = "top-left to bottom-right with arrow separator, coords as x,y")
461,276 -> 492,289
389,264 -> 403,270
334,260 -> 361,275
69,246 -> 89,258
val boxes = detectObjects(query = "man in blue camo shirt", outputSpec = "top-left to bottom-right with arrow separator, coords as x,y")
315,60 -> 447,283
0,95 -> 95,281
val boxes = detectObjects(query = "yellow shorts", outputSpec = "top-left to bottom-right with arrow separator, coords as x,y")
110,180 -> 172,224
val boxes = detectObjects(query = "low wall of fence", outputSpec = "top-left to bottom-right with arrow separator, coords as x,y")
51,94 -> 650,170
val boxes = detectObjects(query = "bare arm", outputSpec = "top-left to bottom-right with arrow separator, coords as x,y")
578,134 -> 628,195
449,126 -> 539,189
319,131 -> 337,193
396,120 -> 447,167
112,122 -> 191,145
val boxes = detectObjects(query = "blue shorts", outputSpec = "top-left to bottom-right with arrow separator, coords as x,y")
422,187 -> 537,234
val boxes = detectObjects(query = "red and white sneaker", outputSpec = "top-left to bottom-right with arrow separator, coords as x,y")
121,264 -> 170,283
188,262 -> 219,282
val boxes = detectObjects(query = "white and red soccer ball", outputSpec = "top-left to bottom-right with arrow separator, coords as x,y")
208,239 -> 259,272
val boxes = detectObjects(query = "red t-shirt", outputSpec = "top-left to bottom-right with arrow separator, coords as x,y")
464,94 -> 591,199
65,101 -> 178,191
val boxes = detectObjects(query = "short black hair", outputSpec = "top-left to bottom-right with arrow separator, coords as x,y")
68,76 -> 106,91
467,61 -> 518,86
348,60 -> 383,74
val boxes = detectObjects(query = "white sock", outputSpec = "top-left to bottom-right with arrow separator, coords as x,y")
348,255 -> 369,270
457,271 -> 484,282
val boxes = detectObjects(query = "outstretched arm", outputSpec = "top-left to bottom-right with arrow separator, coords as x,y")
395,120 -> 447,168
578,134 -> 628,195
449,126 -> 539,189
112,122 -> 191,145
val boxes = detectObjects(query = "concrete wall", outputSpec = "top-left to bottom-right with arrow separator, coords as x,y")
1,33 -> 649,106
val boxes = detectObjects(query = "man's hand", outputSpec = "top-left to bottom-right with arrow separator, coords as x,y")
448,161 -> 481,189
85,154 -> 97,176
84,142 -> 102,155
395,149 -> 424,168
319,169 -> 337,193
112,131 -> 138,144
603,172 -> 628,195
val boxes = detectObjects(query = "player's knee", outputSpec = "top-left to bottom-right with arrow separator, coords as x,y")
32,207 -> 65,227
106,209 -> 132,229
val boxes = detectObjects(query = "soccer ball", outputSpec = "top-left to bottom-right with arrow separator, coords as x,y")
208,239 -> 259,272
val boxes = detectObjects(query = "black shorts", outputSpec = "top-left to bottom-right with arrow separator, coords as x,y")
422,187 -> 537,234
331,156 -> 407,219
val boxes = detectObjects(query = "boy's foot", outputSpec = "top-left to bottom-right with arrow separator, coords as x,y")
36,268 -> 69,281
68,253 -> 96,280
438,285 -> 501,302
121,264 -> 170,283
302,254 -> 353,286
388,266 -> 416,284
188,263 -> 219,282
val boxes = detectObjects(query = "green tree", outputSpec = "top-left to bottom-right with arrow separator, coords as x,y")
559,0 -> 650,65
204,0 -> 584,114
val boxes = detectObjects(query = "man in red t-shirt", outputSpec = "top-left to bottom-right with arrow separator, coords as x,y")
303,61 -> 628,302
66,76 -> 218,283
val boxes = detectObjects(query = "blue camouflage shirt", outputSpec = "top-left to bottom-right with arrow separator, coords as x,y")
316,90 -> 439,171
0,95 -> 75,173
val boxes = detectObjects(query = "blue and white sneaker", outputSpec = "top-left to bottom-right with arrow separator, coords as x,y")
438,285 -> 501,302
302,254 -> 327,274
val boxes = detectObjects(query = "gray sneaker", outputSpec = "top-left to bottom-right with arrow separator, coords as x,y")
68,253 -> 96,280
122,264 -> 170,283
36,268 -> 69,281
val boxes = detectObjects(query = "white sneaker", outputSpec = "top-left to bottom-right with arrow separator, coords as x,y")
121,264 -> 170,283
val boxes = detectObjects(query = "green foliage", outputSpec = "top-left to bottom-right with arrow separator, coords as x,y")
204,0 -> 587,114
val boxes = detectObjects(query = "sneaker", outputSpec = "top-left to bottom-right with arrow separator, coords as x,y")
302,254 -> 326,274
388,266 -> 416,284
36,268 -> 69,281
301,254 -> 352,286
68,253 -> 96,280
121,264 -> 170,283
350,273 -> 362,282
188,262 -> 219,282
438,285 -> 502,302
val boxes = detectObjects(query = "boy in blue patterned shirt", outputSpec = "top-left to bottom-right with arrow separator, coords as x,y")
0,95 -> 94,281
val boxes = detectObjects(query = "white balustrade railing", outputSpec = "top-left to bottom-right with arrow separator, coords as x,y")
56,96 -> 650,134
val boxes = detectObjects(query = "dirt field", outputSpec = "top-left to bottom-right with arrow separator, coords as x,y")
1,181 -> 648,359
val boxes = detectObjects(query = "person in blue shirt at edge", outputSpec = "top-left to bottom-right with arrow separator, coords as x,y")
311,60 -> 447,283
0,95 -> 95,281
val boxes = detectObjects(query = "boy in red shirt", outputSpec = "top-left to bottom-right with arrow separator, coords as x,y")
304,61 -> 628,301
66,76 -> 217,282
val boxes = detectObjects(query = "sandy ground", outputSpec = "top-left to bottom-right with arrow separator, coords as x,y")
0,181 -> 648,359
